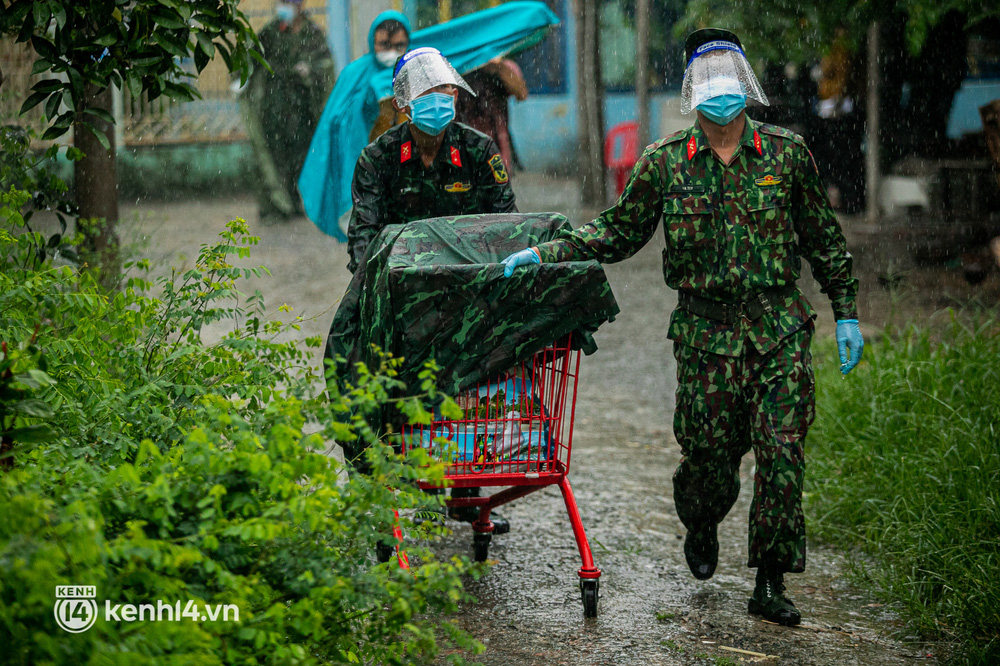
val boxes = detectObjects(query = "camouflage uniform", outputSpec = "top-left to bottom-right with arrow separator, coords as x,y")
347,121 -> 517,273
536,117 -> 858,573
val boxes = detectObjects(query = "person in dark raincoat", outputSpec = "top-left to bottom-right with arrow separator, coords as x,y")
240,0 -> 334,222
501,28 -> 865,626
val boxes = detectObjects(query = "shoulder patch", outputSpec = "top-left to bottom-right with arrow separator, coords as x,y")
659,129 -> 688,145
641,130 -> 688,161
757,122 -> 808,147
488,154 -> 508,184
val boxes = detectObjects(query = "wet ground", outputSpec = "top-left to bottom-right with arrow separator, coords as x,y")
111,172 -> 992,665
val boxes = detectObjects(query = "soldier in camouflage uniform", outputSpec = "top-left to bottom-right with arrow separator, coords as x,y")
347,47 -> 517,274
502,29 -> 865,625
346,47 -> 517,531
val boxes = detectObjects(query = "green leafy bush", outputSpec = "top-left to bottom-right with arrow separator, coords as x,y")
0,187 -> 481,665
806,314 -> 1000,664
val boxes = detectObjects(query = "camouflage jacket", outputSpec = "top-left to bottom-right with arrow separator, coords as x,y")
536,116 -> 858,357
348,121 -> 518,273
327,213 -> 619,397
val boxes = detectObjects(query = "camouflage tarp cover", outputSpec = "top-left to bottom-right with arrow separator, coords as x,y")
326,212 -> 620,395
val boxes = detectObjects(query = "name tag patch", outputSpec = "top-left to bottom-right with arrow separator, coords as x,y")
669,184 -> 706,194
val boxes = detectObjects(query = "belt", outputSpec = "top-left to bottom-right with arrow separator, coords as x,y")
678,285 -> 797,324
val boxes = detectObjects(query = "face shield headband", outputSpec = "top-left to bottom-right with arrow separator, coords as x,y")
392,47 -> 475,108
680,40 -> 768,115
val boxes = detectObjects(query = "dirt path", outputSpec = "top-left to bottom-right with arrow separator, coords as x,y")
118,176 -> 951,665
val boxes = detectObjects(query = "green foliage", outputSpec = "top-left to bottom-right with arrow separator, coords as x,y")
1,0 -> 262,147
676,0 -> 1000,63
0,125 -> 79,264
0,193 -> 482,664
676,0 -> 859,65
806,313 -> 1000,663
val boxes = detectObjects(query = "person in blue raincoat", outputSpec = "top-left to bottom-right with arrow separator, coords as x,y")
296,10 -> 412,241
298,1 -> 559,240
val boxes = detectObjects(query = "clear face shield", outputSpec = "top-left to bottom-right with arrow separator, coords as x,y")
680,41 -> 768,115
392,47 -> 475,108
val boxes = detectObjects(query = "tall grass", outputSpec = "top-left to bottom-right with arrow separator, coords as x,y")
806,311 -> 1000,664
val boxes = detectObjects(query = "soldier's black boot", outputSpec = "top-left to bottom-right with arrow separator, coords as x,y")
683,522 -> 718,580
748,567 -> 801,626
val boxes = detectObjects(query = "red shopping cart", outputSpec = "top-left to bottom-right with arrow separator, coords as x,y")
398,334 -> 602,618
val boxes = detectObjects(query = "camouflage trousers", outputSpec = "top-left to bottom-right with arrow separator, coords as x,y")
672,322 -> 815,573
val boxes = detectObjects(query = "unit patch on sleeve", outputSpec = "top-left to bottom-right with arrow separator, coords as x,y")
488,154 -> 509,183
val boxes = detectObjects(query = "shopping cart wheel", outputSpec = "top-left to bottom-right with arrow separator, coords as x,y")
376,541 -> 394,564
473,532 -> 492,562
580,579 -> 599,618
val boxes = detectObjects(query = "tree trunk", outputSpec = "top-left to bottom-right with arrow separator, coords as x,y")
865,22 -> 880,226
74,84 -> 120,281
575,0 -> 605,206
635,0 -> 650,148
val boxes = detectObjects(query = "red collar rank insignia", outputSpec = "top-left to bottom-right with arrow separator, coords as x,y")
753,129 -> 762,155
687,136 -> 698,160
400,141 -> 412,163
754,175 -> 782,187
449,145 -> 462,167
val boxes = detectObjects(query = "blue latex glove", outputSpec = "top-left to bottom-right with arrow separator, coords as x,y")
836,319 -> 864,375
501,247 -> 540,277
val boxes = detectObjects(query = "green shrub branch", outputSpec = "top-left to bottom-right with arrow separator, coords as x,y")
0,183 -> 482,665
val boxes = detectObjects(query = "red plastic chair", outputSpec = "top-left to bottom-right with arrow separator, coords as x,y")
604,121 -> 639,196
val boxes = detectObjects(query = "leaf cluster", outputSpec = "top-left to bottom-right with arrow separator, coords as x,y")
0,126 -> 79,264
675,0 -> 1000,65
0,191 -> 483,664
1,0 -> 263,149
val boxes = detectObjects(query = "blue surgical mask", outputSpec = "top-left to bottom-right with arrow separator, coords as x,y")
408,92 -> 455,136
276,4 -> 295,24
697,93 -> 747,126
